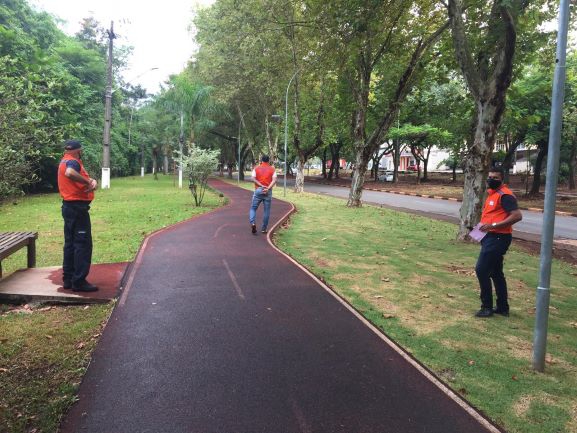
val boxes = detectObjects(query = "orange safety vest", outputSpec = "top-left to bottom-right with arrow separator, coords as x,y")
480,185 -> 515,234
58,154 -> 94,202
254,163 -> 276,189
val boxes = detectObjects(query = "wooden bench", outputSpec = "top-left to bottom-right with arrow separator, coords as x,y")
0,232 -> 38,279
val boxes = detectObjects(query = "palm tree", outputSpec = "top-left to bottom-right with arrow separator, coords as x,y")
158,73 -> 217,187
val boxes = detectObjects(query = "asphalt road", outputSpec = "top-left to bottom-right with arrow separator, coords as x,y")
294,182 -> 577,240
60,180 -> 500,433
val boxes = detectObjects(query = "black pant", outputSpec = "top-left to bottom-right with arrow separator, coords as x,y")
62,201 -> 93,284
475,233 -> 512,311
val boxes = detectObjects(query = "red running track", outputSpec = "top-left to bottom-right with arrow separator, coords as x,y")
60,179 -> 502,433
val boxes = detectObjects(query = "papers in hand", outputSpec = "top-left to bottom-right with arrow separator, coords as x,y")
469,223 -> 487,242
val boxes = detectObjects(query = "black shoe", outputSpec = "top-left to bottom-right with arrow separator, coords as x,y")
261,228 -> 268,234
63,279 -> 72,290
475,308 -> 494,318
493,308 -> 509,317
251,224 -> 257,234
72,281 -> 99,292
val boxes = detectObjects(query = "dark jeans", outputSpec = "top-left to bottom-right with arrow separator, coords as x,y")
475,233 -> 512,311
62,201 -> 93,284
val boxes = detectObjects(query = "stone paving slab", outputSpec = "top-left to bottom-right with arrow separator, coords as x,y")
0,262 -> 128,304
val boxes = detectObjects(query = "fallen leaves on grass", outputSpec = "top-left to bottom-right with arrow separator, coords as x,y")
447,265 -> 475,277
382,313 -> 396,319
468,360 -> 475,366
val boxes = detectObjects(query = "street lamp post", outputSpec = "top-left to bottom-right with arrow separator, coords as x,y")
532,0 -> 571,372
284,70 -> 300,197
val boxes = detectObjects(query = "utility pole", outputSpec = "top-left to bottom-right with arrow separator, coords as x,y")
179,111 -> 184,188
102,21 -> 115,189
532,0 -> 571,372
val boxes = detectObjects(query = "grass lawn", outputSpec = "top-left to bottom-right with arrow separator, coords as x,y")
0,175 -> 223,433
267,187 -> 577,433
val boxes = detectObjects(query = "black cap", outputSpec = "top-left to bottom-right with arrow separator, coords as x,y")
64,140 -> 82,150
261,154 -> 270,163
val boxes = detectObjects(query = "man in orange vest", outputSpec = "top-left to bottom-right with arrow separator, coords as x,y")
249,155 -> 277,234
57,140 -> 99,292
474,167 -> 522,317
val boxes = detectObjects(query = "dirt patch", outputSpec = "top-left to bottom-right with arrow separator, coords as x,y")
447,265 -> 476,277
512,393 -> 560,418
513,394 -> 535,417
513,235 -> 577,267
504,335 -> 533,361
566,403 -> 577,433
312,256 -> 335,268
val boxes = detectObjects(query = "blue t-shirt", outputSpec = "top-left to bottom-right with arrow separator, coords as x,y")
65,160 -> 81,172
501,194 -> 518,213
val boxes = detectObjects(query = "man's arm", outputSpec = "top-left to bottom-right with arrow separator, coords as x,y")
65,167 -> 98,192
264,172 -> 277,192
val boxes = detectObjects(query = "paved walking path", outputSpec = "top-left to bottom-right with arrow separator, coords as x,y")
60,179 -> 500,433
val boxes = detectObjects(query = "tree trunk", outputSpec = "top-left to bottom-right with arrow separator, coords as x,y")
163,153 -> 169,175
458,146 -> 492,238
371,150 -> 379,181
347,148 -> 371,206
422,147 -> 431,181
448,0 -> 519,239
393,141 -> 401,183
529,143 -> 547,196
321,148 -> 327,178
452,162 -> 457,183
328,141 -> 342,180
152,147 -> 159,180
502,135 -> 524,183
457,104 -> 498,238
265,115 -> 279,163
569,142 -> 576,190
227,163 -> 233,179
294,158 -> 305,193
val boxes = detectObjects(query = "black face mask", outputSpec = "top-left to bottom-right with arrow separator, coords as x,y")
487,178 -> 502,190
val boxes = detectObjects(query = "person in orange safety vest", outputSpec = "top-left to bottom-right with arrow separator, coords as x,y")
474,167 -> 522,318
249,155 -> 277,234
57,140 -> 99,292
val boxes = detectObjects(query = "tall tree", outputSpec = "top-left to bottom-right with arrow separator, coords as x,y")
446,0 -> 552,238
308,0 -> 448,206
